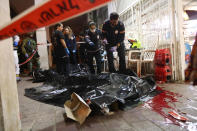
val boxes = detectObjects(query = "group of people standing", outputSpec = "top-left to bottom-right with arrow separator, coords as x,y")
12,12 -> 126,80
52,24 -> 77,76
52,12 -> 126,76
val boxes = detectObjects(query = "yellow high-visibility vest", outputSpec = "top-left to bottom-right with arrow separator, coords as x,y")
128,39 -> 141,48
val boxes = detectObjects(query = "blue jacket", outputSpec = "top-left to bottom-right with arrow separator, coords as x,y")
64,34 -> 76,51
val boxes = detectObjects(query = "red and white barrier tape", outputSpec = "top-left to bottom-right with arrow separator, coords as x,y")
0,0 -> 111,41
19,49 -> 38,66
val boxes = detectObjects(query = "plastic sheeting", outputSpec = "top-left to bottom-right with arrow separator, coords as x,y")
25,67 -> 156,112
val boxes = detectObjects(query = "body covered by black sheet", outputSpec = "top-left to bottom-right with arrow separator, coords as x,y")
25,68 -> 156,111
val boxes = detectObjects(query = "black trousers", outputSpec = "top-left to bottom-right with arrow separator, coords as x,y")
69,50 -> 77,65
106,42 -> 126,73
69,50 -> 78,71
79,43 -> 87,63
86,50 -> 102,74
56,56 -> 70,76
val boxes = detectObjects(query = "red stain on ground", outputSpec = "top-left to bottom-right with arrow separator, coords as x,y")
145,87 -> 182,126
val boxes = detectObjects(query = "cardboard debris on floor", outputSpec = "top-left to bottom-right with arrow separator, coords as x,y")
64,93 -> 91,124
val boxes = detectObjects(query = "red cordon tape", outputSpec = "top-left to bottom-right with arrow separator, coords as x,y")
37,43 -> 52,46
37,43 -> 47,45
19,49 -> 38,66
0,0 -> 111,41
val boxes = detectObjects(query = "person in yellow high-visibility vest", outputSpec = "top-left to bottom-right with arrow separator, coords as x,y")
128,39 -> 141,49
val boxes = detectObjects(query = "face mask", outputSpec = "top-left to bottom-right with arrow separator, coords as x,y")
14,35 -> 20,43
90,29 -> 96,33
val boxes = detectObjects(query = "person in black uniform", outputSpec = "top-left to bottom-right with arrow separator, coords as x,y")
84,21 -> 102,74
78,31 -> 87,64
102,12 -> 126,73
63,26 -> 78,71
52,23 -> 70,76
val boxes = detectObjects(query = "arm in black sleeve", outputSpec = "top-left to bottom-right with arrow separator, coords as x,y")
98,29 -> 102,39
84,30 -> 92,43
59,31 -> 65,40
59,31 -> 67,48
72,35 -> 77,50
102,22 -> 107,40
118,22 -> 125,43
118,31 -> 125,43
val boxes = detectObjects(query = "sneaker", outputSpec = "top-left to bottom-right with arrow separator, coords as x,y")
16,74 -> 21,81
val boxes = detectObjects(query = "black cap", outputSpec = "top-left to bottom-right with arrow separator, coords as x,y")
89,21 -> 96,27
110,12 -> 119,20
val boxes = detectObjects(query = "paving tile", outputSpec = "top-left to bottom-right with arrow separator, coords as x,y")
79,115 -> 108,131
56,121 -> 80,131
55,107 -> 65,123
101,113 -> 134,131
122,110 -> 147,123
32,109 -> 56,130
39,120 -> 79,131
166,124 -> 187,131
141,109 -> 166,122
130,120 -> 163,131
32,120 -> 56,131
126,106 -> 144,113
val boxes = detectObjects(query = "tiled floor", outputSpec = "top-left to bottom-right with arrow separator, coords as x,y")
18,77 -> 197,131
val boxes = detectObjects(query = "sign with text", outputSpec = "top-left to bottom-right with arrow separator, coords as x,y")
0,0 -> 111,41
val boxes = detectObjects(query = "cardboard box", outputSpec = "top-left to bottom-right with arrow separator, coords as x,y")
64,93 -> 91,124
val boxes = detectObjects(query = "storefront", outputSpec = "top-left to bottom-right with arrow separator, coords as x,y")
108,0 -> 197,81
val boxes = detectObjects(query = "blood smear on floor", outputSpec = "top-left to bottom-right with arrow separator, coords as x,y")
143,86 -> 182,126
143,87 -> 197,130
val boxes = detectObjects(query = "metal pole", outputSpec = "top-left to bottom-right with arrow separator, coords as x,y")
170,0 -> 177,80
